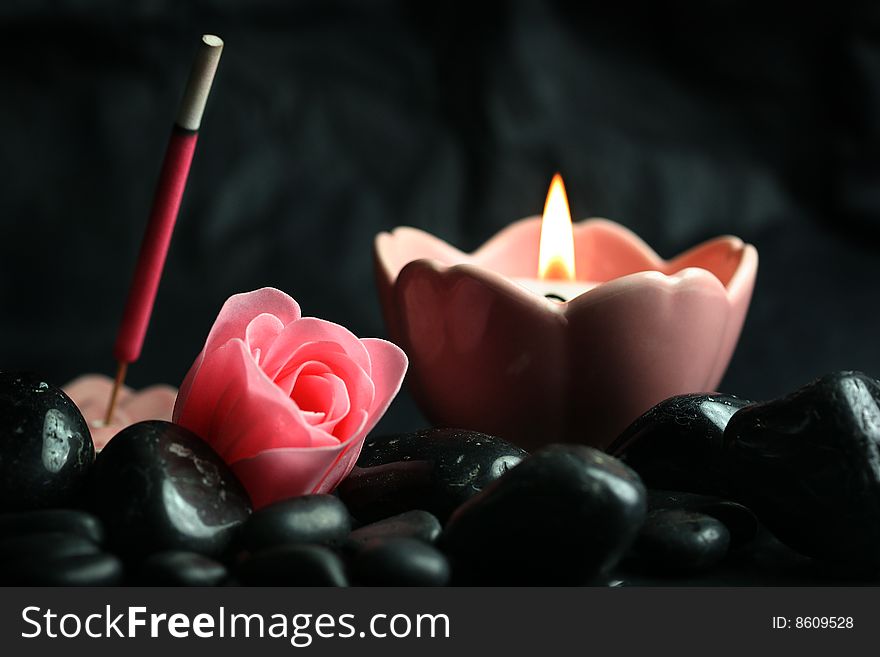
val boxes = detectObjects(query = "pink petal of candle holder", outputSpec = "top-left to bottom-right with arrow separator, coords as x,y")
63,375 -> 178,450
374,218 -> 758,451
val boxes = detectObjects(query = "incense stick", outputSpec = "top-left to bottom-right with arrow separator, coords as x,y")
105,35 -> 224,425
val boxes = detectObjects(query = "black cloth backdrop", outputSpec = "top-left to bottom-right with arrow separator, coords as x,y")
1,1 -> 878,437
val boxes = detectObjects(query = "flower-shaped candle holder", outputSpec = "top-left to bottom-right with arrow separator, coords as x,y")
64,375 -> 178,450
374,216 -> 757,451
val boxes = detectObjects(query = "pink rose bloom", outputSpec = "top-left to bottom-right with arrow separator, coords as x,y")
173,287 -> 408,508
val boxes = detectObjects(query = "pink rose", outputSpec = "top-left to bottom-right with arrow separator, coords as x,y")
173,287 -> 408,508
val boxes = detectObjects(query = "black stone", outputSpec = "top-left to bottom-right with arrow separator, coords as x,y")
89,420 -> 252,559
0,531 -> 100,562
136,551 -> 228,586
351,537 -> 450,586
238,544 -> 348,586
242,495 -> 350,551
0,372 -> 95,511
631,509 -> 731,572
337,428 -> 528,523
647,491 -> 758,549
722,371 -> 880,570
608,393 -> 752,495
441,444 -> 646,585
0,552 -> 123,585
347,510 -> 441,548
0,509 -> 105,544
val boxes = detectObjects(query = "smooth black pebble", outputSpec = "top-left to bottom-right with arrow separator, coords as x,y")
89,420 -> 252,559
0,531 -> 99,562
352,537 -> 450,586
337,428 -> 528,523
347,510 -> 441,548
1,552 -> 123,585
647,490 -> 757,549
631,509 -> 730,572
722,371 -> 880,570
238,545 -> 348,586
136,551 -> 228,586
0,509 -> 105,544
0,372 -> 95,511
441,444 -> 646,585
608,393 -> 752,496
242,495 -> 350,551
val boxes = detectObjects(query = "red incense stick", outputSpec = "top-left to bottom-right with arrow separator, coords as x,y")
105,34 -> 224,424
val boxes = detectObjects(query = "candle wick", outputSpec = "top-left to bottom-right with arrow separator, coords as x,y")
544,293 -> 566,303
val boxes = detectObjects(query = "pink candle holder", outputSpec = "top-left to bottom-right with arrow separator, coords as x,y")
374,217 -> 758,451
63,375 -> 178,450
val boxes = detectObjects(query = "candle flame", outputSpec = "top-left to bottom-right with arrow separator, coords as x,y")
538,173 -> 576,280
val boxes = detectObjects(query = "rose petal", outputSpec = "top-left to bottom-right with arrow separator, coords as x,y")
312,352 -> 375,439
274,366 -> 353,434
310,409 -> 370,491
173,289 -> 410,509
361,338 -> 409,427
307,340 -> 408,494
272,342 -> 376,434
231,408 -> 370,508
174,344 -> 238,448
300,409 -> 327,426
292,374 -> 336,416
174,364 -> 199,423
175,289 -> 301,412
311,373 -> 352,434
225,338 -> 405,507
245,313 -> 286,365
273,357 -> 334,396
205,288 -> 301,355
175,338 -> 338,462
275,350 -> 373,440
260,317 -> 372,379
231,445 -> 347,509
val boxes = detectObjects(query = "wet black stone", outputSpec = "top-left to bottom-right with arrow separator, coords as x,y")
0,372 -> 95,511
612,525 -> 859,586
0,552 -> 123,585
647,491 -> 758,549
0,531 -> 100,562
242,495 -> 351,551
608,393 -> 752,495
337,428 -> 528,523
722,371 -> 880,570
441,445 -> 646,585
347,510 -> 441,548
136,551 -> 228,586
89,420 -> 252,559
0,509 -> 105,544
631,509 -> 731,572
238,544 -> 348,586
352,537 -> 450,586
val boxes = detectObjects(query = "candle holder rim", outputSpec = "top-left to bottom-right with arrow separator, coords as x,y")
379,219 -> 757,298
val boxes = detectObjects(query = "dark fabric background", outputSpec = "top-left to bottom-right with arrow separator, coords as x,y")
1,0 -> 878,436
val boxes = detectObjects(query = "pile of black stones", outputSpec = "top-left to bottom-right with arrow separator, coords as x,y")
2,368 -> 880,586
